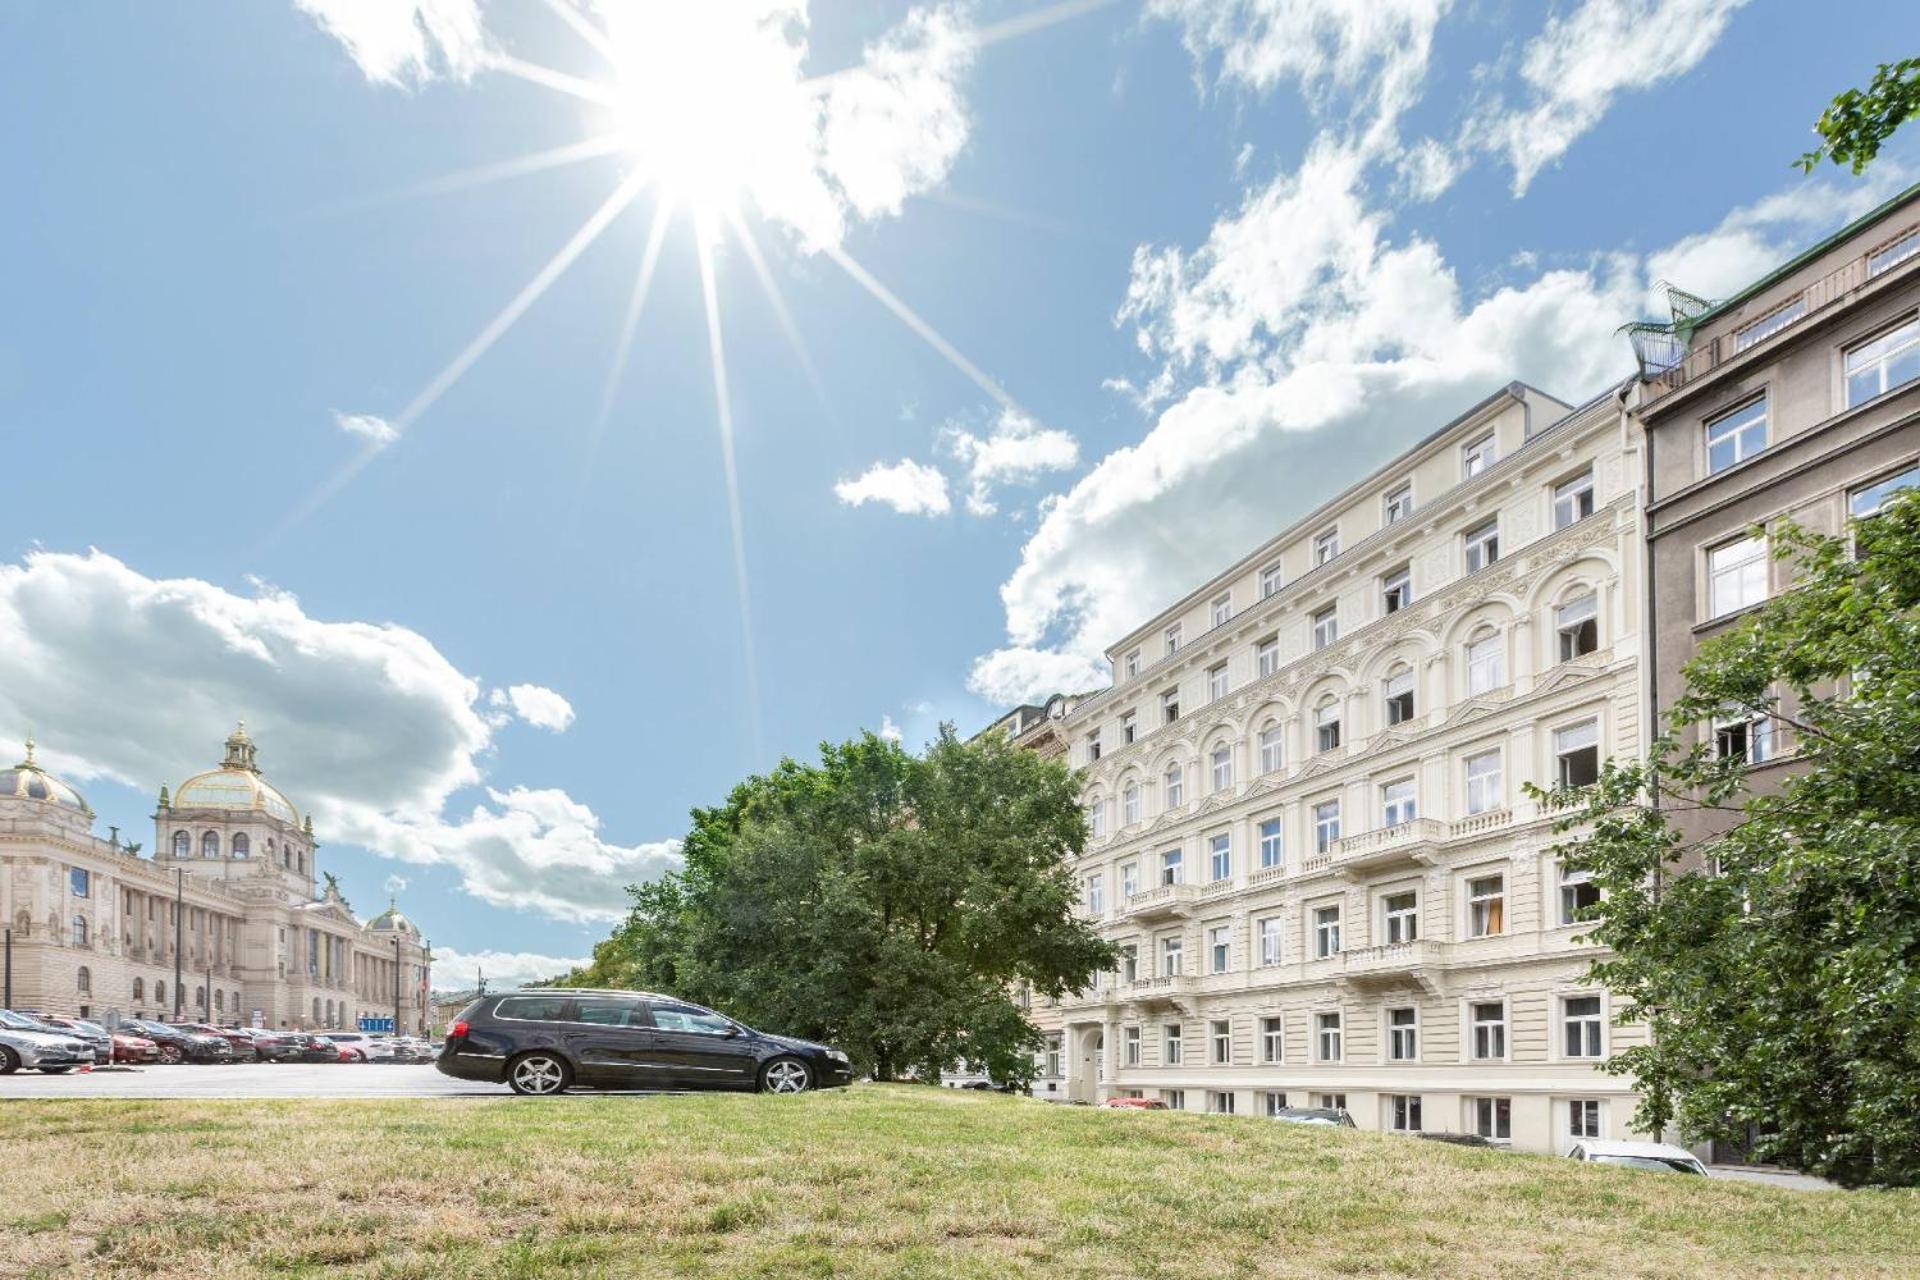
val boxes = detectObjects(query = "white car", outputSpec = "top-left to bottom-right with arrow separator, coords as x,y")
316,1032 -> 398,1062
1567,1140 -> 1709,1176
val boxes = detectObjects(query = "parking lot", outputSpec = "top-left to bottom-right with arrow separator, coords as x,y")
0,1061 -> 506,1099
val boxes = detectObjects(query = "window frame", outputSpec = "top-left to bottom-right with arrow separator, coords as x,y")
1260,1015 -> 1283,1063
1257,818 -> 1283,869
1383,668 -> 1415,724
1464,748 -> 1503,816
1163,1023 -> 1183,1066
1843,312 -> 1920,407
1563,994 -> 1604,1060
1381,565 -> 1413,614
1467,873 -> 1506,939
1313,528 -> 1340,566
1552,469 -> 1595,530
1390,1094 -> 1423,1133
1312,799 -> 1341,855
1257,723 -> 1284,774
1210,594 -> 1232,628
1463,518 -> 1499,572
1381,778 -> 1417,828
1384,482 -> 1413,525
1257,916 -> 1282,967
1314,700 -> 1342,753
1470,1000 -> 1508,1061
1387,1006 -> 1418,1062
1210,1018 -> 1231,1064
1555,592 -> 1599,661
1462,432 -> 1497,479
1259,562 -> 1283,599
1255,635 -> 1280,677
1209,744 -> 1232,792
1315,1010 -> 1343,1062
1164,624 -> 1182,655
1207,832 -> 1231,883
1704,394 -> 1768,474
1313,903 -> 1342,958
1207,662 -> 1229,702
1554,718 -> 1601,788
1708,533 -> 1770,619
1382,891 -> 1419,945
1311,605 -> 1338,651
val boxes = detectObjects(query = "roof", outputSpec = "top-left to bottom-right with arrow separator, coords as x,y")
170,723 -> 300,826
1689,181 -> 1920,328
0,737 -> 90,814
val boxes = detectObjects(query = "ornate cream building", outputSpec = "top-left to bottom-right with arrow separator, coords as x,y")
1029,382 -> 1654,1154
0,724 -> 431,1033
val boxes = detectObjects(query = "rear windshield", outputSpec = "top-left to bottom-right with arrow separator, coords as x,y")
493,996 -> 572,1022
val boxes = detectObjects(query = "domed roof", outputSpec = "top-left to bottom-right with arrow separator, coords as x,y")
171,723 -> 300,827
365,899 -> 419,937
0,737 -> 90,814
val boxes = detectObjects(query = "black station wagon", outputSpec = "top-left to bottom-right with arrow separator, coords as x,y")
436,989 -> 855,1096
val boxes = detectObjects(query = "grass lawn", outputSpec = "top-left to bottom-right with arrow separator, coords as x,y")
2,1085 -> 1914,1278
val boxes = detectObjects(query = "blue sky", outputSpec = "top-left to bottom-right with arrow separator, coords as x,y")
2,0 -> 1915,983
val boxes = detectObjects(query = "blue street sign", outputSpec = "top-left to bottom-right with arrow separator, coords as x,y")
358,1017 -> 394,1032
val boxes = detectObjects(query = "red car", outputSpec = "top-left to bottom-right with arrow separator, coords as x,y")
111,1031 -> 161,1064
1100,1096 -> 1169,1110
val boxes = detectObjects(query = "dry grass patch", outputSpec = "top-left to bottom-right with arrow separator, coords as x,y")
0,1085 -> 1913,1278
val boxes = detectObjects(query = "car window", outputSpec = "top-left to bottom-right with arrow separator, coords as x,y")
649,1004 -> 733,1034
494,996 -> 572,1022
571,997 -> 648,1026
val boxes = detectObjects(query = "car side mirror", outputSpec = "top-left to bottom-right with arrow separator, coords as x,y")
722,1026 -> 740,1037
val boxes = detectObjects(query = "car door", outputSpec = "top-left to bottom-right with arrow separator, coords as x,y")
560,996 -> 666,1088
643,1002 -> 760,1089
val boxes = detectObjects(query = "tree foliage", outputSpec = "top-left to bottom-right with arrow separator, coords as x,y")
561,726 -> 1115,1084
1535,489 -> 1920,1187
1799,58 -> 1920,174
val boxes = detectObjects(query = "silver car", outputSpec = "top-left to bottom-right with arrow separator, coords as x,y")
0,1014 -> 94,1075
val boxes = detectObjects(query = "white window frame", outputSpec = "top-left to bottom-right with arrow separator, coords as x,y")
1120,712 -> 1137,745
1563,994 -> 1603,1059
1085,873 -> 1105,916
1208,833 -> 1231,883
1555,718 -> 1601,788
1568,1098 -> 1603,1141
1209,744 -> 1232,792
1382,891 -> 1419,945
1121,783 -> 1140,826
1387,1006 -> 1418,1062
1463,518 -> 1499,572
1208,927 -> 1231,974
1462,432 -> 1497,478
1467,874 -> 1506,938
1850,465 -> 1920,518
1844,313 -> 1920,407
1161,688 -> 1181,725
1464,749 -> 1503,815
1713,709 -> 1776,765
1207,663 -> 1229,702
1255,636 -> 1280,677
1383,669 -> 1415,725
1124,1025 -> 1141,1065
1312,605 -> 1338,650
1556,593 -> 1599,661
1471,1096 -> 1512,1141
1161,936 -> 1183,977
1164,764 -> 1184,807
1259,562 -> 1283,599
1313,528 -> 1339,566
1381,778 -> 1417,827
1260,1015 -> 1283,1062
1164,624 -> 1182,655
1211,594 -> 1232,628
1466,631 -> 1505,695
1257,724 -> 1284,774
1313,904 -> 1342,958
1210,1019 -> 1231,1063
1124,649 -> 1141,679
1314,701 -> 1341,753
1552,470 -> 1595,530
1257,818 -> 1283,869
1470,1000 -> 1508,1061
1384,482 -> 1413,524
1558,862 -> 1598,926
1312,800 -> 1341,855
1120,862 -> 1140,899
1315,1010 -> 1343,1062
1164,1024 -> 1183,1065
1257,917 -> 1282,967
1390,1094 -> 1423,1133
1705,395 -> 1768,474
1209,1090 -> 1236,1115
1708,534 -> 1769,618
1161,847 -> 1184,887
1381,565 -> 1412,614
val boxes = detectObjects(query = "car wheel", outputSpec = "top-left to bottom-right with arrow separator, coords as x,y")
39,1066 -> 74,1074
760,1057 -> 812,1095
506,1052 -> 571,1096
0,1046 -> 18,1076
158,1044 -> 185,1065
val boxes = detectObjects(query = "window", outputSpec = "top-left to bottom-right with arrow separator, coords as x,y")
1121,944 -> 1139,983
1209,925 -> 1232,974
1383,669 -> 1415,725
1086,734 -> 1102,763
1259,562 -> 1283,598
1208,833 -> 1231,883
1124,649 -> 1141,679
1164,1025 -> 1183,1065
1734,298 -> 1805,351
1559,864 -> 1600,925
1258,819 -> 1283,869
1471,1096 -> 1512,1141
1164,763 -> 1184,807
1261,1016 -> 1283,1062
1311,606 -> 1337,650
1468,875 -> 1506,938
1256,636 -> 1280,677
573,996 -> 647,1026
1162,1088 -> 1186,1110
201,831 -> 220,858
1313,801 -> 1341,855
1210,1091 -> 1237,1114
1387,1007 -> 1418,1061
1314,701 -> 1341,753
1085,873 -> 1106,916
1121,713 -> 1137,745
1261,1091 -> 1290,1116
1709,534 -> 1769,617
1390,1095 -> 1423,1133
1556,593 -> 1599,660
1472,1001 -> 1507,1060
72,915 -> 88,946
1121,862 -> 1140,899
69,867 -> 89,898
1164,624 -> 1182,655
1381,566 -> 1412,614
1161,937 -> 1184,977
1313,528 -> 1339,566
1466,632 -> 1504,694
1257,918 -> 1282,967
1714,711 -> 1775,765
1162,689 -> 1181,724
1705,396 -> 1767,473
171,830 -> 189,857
1088,801 -> 1107,840
1850,466 -> 1919,518
132,977 -> 144,1001
1211,1019 -> 1231,1063
1465,750 -> 1504,815
1122,783 -> 1140,826
1044,1035 -> 1062,1078
1564,995 -> 1603,1058
1209,745 -> 1232,792
1463,519 -> 1499,572
1381,779 -> 1417,827
1569,1098 -> 1602,1140
1124,1025 -> 1141,1065
1313,1092 -> 1348,1111
1313,904 -> 1342,958
1207,663 -> 1229,701
1316,1011 -> 1343,1061
1462,432 -> 1497,478
1211,594 -> 1232,627
1844,315 -> 1920,406
1385,483 -> 1413,524
1555,719 -> 1601,787
1258,723 -> 1284,773
1869,228 -> 1920,276
1553,470 -> 1595,529
1161,848 -> 1184,887
1383,892 -> 1419,945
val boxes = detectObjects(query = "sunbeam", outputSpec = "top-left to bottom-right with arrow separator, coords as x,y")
311,134 -> 628,219
538,0 -> 620,68
695,214 -> 765,757
974,0 -> 1127,48
575,193 -> 676,507
725,209 -> 831,415
486,52 -> 618,107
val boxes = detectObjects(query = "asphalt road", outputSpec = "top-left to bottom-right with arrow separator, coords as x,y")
0,1061 -> 511,1099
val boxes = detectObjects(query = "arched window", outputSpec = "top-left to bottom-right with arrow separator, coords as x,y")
311,997 -> 321,1022
155,980 -> 167,1006
265,840 -> 275,862
1210,744 -> 1232,791
281,845 -> 291,868
196,985 -> 206,1010
172,830 -> 190,857
1383,665 -> 1415,725
132,977 -> 145,1001
1087,797 -> 1107,839
214,990 -> 224,1013
77,965 -> 91,994
1164,763 -> 1184,807
201,830 -> 220,858
1314,698 -> 1342,753
232,833 -> 250,858
72,915 -> 88,946
1258,721 -> 1284,773
1121,782 -> 1140,826
1466,628 -> 1505,695
297,852 -> 305,874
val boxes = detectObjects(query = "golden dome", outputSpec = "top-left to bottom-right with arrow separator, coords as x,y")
170,723 -> 300,826
0,736 -> 90,814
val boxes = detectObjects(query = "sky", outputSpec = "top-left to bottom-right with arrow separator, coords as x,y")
2,0 -> 1916,987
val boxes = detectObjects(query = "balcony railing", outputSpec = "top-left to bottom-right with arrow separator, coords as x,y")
1333,818 -> 1445,870
1122,884 -> 1197,921
1341,939 -> 1447,984
1449,808 -> 1512,840
1123,974 -> 1191,1004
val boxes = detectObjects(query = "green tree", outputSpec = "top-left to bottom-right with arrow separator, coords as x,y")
1535,488 -> 1920,1187
561,726 -> 1115,1084
1799,58 -> 1920,174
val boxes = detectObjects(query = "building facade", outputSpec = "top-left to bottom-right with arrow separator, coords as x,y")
0,724 -> 432,1033
1027,382 -> 1655,1154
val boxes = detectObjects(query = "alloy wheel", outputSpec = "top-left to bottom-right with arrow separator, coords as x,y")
764,1059 -> 811,1094
159,1044 -> 184,1065
510,1054 -> 567,1095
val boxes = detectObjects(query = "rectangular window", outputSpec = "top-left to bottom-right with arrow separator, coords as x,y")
1259,562 -> 1283,599
1121,945 -> 1138,983
1553,470 -> 1595,530
1316,1011 -> 1343,1062
1463,519 -> 1499,572
1714,712 -> 1775,765
1161,847 -> 1184,886
1384,483 -> 1413,524
1045,1035 -> 1063,1078
1313,1092 -> 1348,1111
1211,595 -> 1232,628
1734,298 -> 1805,351
1209,745 -> 1232,792
1163,1088 -> 1186,1110
1564,995 -> 1603,1058
1569,1098 -> 1602,1140
1705,396 -> 1767,474
1086,734 -> 1102,763
1313,800 -> 1341,855
1124,1025 -> 1141,1065
1162,689 -> 1180,724
1468,875 -> 1506,938
1121,712 -> 1137,745
1257,724 -> 1284,773
1260,1015 -> 1283,1063
1559,864 -> 1599,925
1472,1001 -> 1507,1060
1465,749 -> 1503,815
1381,566 -> 1412,614
1209,1090 -> 1236,1114
1314,702 -> 1341,753
1164,1024 -> 1183,1065
1085,873 -> 1105,916
1312,605 -> 1338,650
1121,863 -> 1140,899
1313,529 -> 1339,566
1384,669 -> 1415,724
1463,432 -> 1497,478
1844,315 -> 1920,406
1161,937 -> 1183,976
1710,533 -> 1769,617
1466,632 -> 1505,695
1387,1007 -> 1418,1061
1208,663 -> 1229,701
1209,834 -> 1231,884
1089,801 -> 1106,839
1555,719 -> 1601,788
1258,819 -> 1283,869
1556,593 -> 1599,660
1383,892 -> 1419,945
1164,765 -> 1184,807
1381,778 -> 1417,827
1472,1096 -> 1512,1141
1165,624 -> 1182,655
1850,465 -> 1919,518
1211,1019 -> 1231,1063
69,867 -> 90,898
1255,636 -> 1280,677
1390,1094 -> 1423,1133
1314,905 -> 1342,958
1261,1091 -> 1289,1116
1207,925 -> 1230,974
1870,228 -> 1920,276
1258,917 -> 1282,967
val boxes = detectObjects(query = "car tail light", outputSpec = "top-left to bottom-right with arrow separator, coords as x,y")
450,1020 -> 469,1039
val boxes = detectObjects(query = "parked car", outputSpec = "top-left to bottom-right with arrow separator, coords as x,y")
1417,1132 -> 1496,1148
317,1032 -> 398,1063
1567,1140 -> 1709,1175
22,1014 -> 112,1064
1268,1106 -> 1356,1128
176,1023 -> 261,1060
248,1030 -> 324,1062
0,1011 -> 93,1074
118,1018 -> 235,1064
1099,1096 -> 1169,1110
437,989 -> 856,1096
110,1031 -> 162,1064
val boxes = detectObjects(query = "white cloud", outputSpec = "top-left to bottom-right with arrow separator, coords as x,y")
489,683 -> 576,733
879,714 -> 904,743
383,874 -> 410,896
294,0 -> 488,87
941,409 -> 1080,515
0,549 -> 677,924
431,946 -> 588,991
834,458 -> 953,515
1469,0 -> 1751,195
1397,137 -> 1458,201
334,411 -> 398,449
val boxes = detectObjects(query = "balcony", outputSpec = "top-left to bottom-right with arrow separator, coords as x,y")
1121,974 -> 1192,1008
1247,864 -> 1287,890
1332,818 -> 1444,875
1340,940 -> 1448,993
1122,884 -> 1197,922
1448,808 -> 1512,842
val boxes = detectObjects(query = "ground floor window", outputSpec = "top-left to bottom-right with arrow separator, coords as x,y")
1568,1098 -> 1602,1140
1044,1034 -> 1062,1078
1209,1090 -> 1235,1114
1312,1092 -> 1347,1111
1260,1091 -> 1289,1116
1162,1089 -> 1185,1111
1470,1096 -> 1512,1141
1390,1094 -> 1422,1132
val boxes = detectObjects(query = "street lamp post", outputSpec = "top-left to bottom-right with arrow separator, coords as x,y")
3,925 -> 12,1009
172,867 -> 184,1019
391,935 -> 401,1035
